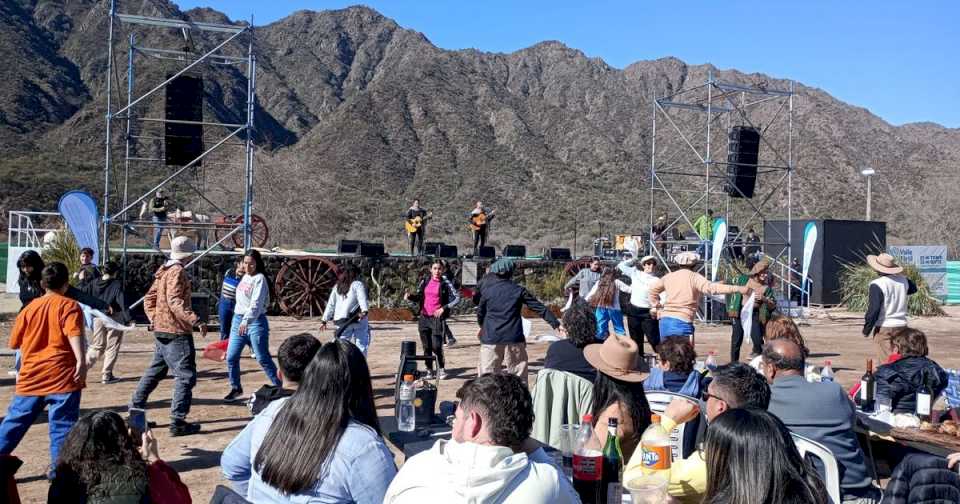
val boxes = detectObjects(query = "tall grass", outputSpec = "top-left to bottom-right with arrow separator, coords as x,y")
41,229 -> 82,286
839,262 -> 945,316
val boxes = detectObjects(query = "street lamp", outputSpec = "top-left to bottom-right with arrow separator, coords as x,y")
861,167 -> 875,221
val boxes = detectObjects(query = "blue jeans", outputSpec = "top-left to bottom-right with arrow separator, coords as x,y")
226,314 -> 280,390
595,307 -> 625,341
339,318 -> 371,357
131,333 -> 197,421
152,215 -> 166,248
660,316 -> 695,337
218,298 -> 236,341
0,391 -> 81,464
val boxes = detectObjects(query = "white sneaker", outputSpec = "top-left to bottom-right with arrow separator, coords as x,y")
437,368 -> 447,380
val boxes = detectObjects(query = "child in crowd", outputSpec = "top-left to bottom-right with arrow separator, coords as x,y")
585,267 -> 629,341
219,261 -> 244,341
84,261 -> 131,384
74,247 -> 101,291
0,263 -> 86,474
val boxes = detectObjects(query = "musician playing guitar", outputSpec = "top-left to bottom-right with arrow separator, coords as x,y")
468,200 -> 495,256
404,199 -> 430,256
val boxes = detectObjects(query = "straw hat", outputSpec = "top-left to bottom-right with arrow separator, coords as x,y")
749,257 -> 771,276
638,255 -> 656,265
674,251 -> 700,266
169,236 -> 196,261
584,336 -> 649,382
867,253 -> 903,275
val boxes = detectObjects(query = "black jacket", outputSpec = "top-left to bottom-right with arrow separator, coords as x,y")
475,273 -> 559,345
407,275 -> 460,319
881,453 -> 960,504
875,356 -> 948,414
19,277 -> 108,313
86,277 -> 131,324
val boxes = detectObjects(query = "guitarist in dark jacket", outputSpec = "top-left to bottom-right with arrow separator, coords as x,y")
404,199 -> 429,257
404,260 -> 460,379
468,201 -> 495,256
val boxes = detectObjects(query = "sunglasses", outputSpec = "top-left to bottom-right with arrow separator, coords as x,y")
701,390 -> 724,403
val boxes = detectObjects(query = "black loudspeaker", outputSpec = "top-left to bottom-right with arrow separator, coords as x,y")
477,246 -> 496,259
438,244 -> 458,258
360,242 -> 386,257
725,126 -> 760,198
423,242 -> 443,256
547,247 -> 572,261
165,74 -> 204,166
337,239 -> 361,255
503,244 -> 526,258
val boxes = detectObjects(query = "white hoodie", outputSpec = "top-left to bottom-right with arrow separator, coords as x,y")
384,439 -> 580,504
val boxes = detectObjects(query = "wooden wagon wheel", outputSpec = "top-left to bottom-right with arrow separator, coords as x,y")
275,257 -> 339,318
212,215 -> 238,247
232,214 -> 269,248
564,257 -> 596,277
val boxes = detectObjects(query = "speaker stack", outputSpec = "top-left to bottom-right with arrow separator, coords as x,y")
164,74 -> 204,166
725,126 -> 760,198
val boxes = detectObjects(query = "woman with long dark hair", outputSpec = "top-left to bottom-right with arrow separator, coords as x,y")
404,259 -> 460,379
48,411 -> 190,503
225,249 -> 280,402
221,339 -> 396,502
16,250 -> 44,309
583,335 -> 651,461
703,408 -> 827,504
320,264 -> 371,356
585,267 -> 630,341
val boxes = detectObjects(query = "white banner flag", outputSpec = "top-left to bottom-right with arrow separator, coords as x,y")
740,292 -> 755,342
711,218 -> 727,281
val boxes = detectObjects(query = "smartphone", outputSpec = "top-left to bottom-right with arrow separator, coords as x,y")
128,408 -> 147,436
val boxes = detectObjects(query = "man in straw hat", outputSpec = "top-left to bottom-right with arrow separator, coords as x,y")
863,253 -> 916,360
130,236 -> 208,436
649,251 -> 750,339
726,257 -> 778,362
475,257 -> 560,378
618,254 -> 663,354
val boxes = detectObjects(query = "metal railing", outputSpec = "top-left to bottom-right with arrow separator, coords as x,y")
7,211 -> 62,248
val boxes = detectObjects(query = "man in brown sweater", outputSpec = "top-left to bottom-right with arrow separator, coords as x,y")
649,251 -> 750,339
130,236 -> 208,436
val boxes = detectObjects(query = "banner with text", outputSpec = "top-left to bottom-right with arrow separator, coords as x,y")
888,245 -> 947,299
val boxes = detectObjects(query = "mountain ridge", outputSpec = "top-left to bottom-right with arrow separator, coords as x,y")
1,1 -> 957,254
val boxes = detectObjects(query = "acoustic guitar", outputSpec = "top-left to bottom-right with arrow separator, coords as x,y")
469,210 -> 496,231
404,211 -> 432,234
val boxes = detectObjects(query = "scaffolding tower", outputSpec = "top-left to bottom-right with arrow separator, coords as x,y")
100,0 -> 257,283
649,71 -> 797,321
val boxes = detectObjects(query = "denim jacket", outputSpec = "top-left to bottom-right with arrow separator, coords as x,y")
221,398 -> 397,503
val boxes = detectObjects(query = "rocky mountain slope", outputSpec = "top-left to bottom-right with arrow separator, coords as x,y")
2,0 -> 957,254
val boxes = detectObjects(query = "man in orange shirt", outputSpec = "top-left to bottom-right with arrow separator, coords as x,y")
0,262 -> 86,471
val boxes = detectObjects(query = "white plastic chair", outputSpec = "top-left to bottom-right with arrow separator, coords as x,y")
644,391 -> 690,462
791,433 -> 842,504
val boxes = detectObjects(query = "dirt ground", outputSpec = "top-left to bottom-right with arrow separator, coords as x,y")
2,302 -> 960,503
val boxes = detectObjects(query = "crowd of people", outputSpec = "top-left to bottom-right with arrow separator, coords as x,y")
3,234 -> 960,503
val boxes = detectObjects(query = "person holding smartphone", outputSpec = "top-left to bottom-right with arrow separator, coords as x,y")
48,410 -> 190,502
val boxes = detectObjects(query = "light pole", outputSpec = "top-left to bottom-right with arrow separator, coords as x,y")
861,167 -> 875,221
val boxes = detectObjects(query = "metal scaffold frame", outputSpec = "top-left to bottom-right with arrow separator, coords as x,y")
649,72 -> 798,321
100,0 -> 257,281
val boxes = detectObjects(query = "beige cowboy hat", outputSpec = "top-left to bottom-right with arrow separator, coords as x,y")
584,335 -> 649,382
749,257 -> 771,276
674,251 -> 700,266
867,253 -> 903,275
639,255 -> 658,266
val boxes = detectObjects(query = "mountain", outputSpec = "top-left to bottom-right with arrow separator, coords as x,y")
2,1 -> 958,255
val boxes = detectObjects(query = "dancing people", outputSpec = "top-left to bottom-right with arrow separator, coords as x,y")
225,250 -> 281,402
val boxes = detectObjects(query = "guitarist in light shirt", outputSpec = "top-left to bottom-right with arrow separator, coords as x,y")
468,200 -> 495,256
404,199 -> 429,257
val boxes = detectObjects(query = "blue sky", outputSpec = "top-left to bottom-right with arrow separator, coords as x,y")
176,1 -> 959,128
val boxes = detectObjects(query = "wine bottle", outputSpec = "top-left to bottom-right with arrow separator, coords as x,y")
917,369 -> 933,422
860,359 -> 876,413
601,418 -> 623,504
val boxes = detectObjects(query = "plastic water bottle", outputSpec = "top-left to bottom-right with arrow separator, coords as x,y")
821,361 -> 835,383
398,374 -> 416,432
705,352 -> 718,373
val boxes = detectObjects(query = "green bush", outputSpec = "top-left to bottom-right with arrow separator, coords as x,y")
41,229 -> 82,286
839,262 -> 945,317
